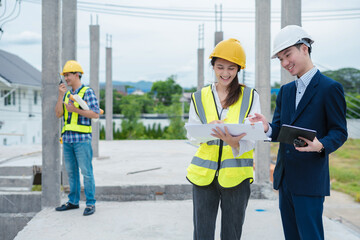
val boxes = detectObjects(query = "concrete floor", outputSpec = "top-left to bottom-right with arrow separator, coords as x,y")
2,140 -> 360,240
14,199 -> 360,240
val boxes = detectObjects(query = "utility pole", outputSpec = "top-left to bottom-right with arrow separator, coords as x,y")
41,0 -> 61,208
197,24 -> 204,90
255,0 -> 271,185
280,0 -> 302,85
105,34 -> 113,140
90,15 -> 100,157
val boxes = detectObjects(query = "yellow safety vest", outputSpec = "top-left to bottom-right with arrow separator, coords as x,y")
186,85 -> 255,188
61,86 -> 92,134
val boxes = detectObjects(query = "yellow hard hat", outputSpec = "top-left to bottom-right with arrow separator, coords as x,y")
61,60 -> 84,75
209,38 -> 246,69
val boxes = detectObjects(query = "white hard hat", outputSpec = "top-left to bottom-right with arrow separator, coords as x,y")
271,25 -> 314,59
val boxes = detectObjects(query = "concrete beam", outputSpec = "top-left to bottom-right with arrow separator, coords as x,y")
61,0 -> 77,188
89,24 -> 100,157
255,0 -> 271,184
61,0 -> 77,64
197,48 -> 204,90
41,0 -> 61,208
105,47 -> 113,140
214,31 -> 223,46
280,0 -> 301,85
214,32 -> 223,82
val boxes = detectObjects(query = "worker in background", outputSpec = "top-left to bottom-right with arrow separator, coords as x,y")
249,25 -> 347,239
55,60 -> 100,216
186,38 -> 262,239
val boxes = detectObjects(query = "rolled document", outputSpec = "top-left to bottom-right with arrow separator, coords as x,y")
69,94 -> 104,115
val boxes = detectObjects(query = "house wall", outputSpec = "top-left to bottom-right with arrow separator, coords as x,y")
0,85 -> 42,146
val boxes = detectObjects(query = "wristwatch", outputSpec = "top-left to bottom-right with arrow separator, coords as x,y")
318,146 -> 325,153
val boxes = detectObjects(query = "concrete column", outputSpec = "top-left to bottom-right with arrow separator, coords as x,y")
90,24 -> 100,157
280,0 -> 301,85
255,0 -> 271,184
214,32 -> 223,82
61,0 -> 77,64
61,0 -> 77,187
197,48 -> 204,90
105,46 -> 113,140
214,32 -> 223,46
41,0 -> 61,208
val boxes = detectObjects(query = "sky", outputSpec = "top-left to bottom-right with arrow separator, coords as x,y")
0,0 -> 360,88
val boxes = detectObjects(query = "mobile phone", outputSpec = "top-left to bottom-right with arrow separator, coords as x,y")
294,138 -> 307,147
59,73 -> 64,85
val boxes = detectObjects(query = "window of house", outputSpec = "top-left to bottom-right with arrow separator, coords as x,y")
4,90 -> 11,106
34,90 -> 38,105
12,91 -> 16,105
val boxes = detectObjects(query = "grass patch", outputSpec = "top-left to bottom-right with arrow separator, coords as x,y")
330,139 -> 360,202
271,139 -> 360,202
32,185 -> 42,191
31,185 -> 64,192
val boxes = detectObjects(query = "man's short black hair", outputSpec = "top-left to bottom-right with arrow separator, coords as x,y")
294,38 -> 312,56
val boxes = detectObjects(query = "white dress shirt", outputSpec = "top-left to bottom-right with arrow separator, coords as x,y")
187,83 -> 262,157
295,67 -> 317,108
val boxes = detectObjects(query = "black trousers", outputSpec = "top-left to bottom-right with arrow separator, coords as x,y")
193,178 -> 251,240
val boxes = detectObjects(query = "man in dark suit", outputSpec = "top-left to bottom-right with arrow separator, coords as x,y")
250,25 -> 347,240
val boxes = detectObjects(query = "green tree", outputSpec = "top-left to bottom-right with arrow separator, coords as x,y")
271,93 -> 277,113
137,94 -> 156,113
99,89 -> 123,114
100,125 -> 105,140
164,94 -> 186,139
120,95 -> 146,139
99,89 -> 105,112
150,75 -> 182,106
113,90 -> 123,114
323,68 -> 360,94
345,93 -> 360,119
184,86 -> 197,93
323,68 -> 360,118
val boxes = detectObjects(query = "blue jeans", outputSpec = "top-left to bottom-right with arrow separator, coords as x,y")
63,141 -> 96,206
192,178 -> 250,240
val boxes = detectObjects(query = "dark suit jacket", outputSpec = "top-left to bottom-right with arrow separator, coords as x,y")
271,70 -> 347,196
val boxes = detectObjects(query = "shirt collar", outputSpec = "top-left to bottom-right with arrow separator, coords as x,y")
211,83 -> 217,91
296,67 -> 317,88
71,84 -> 85,94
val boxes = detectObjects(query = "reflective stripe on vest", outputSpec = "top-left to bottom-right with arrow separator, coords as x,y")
187,85 -> 255,188
61,86 -> 92,134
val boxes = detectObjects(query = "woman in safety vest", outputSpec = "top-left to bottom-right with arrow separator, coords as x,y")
186,38 -> 262,240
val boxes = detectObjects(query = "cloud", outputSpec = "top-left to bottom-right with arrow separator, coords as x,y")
2,31 -> 41,45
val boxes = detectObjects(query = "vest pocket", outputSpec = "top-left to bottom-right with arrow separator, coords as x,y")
221,167 -> 247,178
187,164 -> 209,177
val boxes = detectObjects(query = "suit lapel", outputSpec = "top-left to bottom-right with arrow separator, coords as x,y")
290,70 -> 320,124
286,83 -> 296,121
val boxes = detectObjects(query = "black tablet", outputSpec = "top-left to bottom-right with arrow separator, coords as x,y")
277,124 -> 317,145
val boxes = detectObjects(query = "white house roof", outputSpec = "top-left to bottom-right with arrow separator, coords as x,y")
0,49 -> 41,87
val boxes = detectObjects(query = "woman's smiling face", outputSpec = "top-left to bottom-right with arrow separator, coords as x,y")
213,58 -> 239,88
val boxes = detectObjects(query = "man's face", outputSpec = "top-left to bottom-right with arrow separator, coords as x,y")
63,72 -> 78,87
277,44 -> 309,78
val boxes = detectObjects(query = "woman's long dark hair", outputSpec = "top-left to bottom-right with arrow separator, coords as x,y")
211,57 -> 245,109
